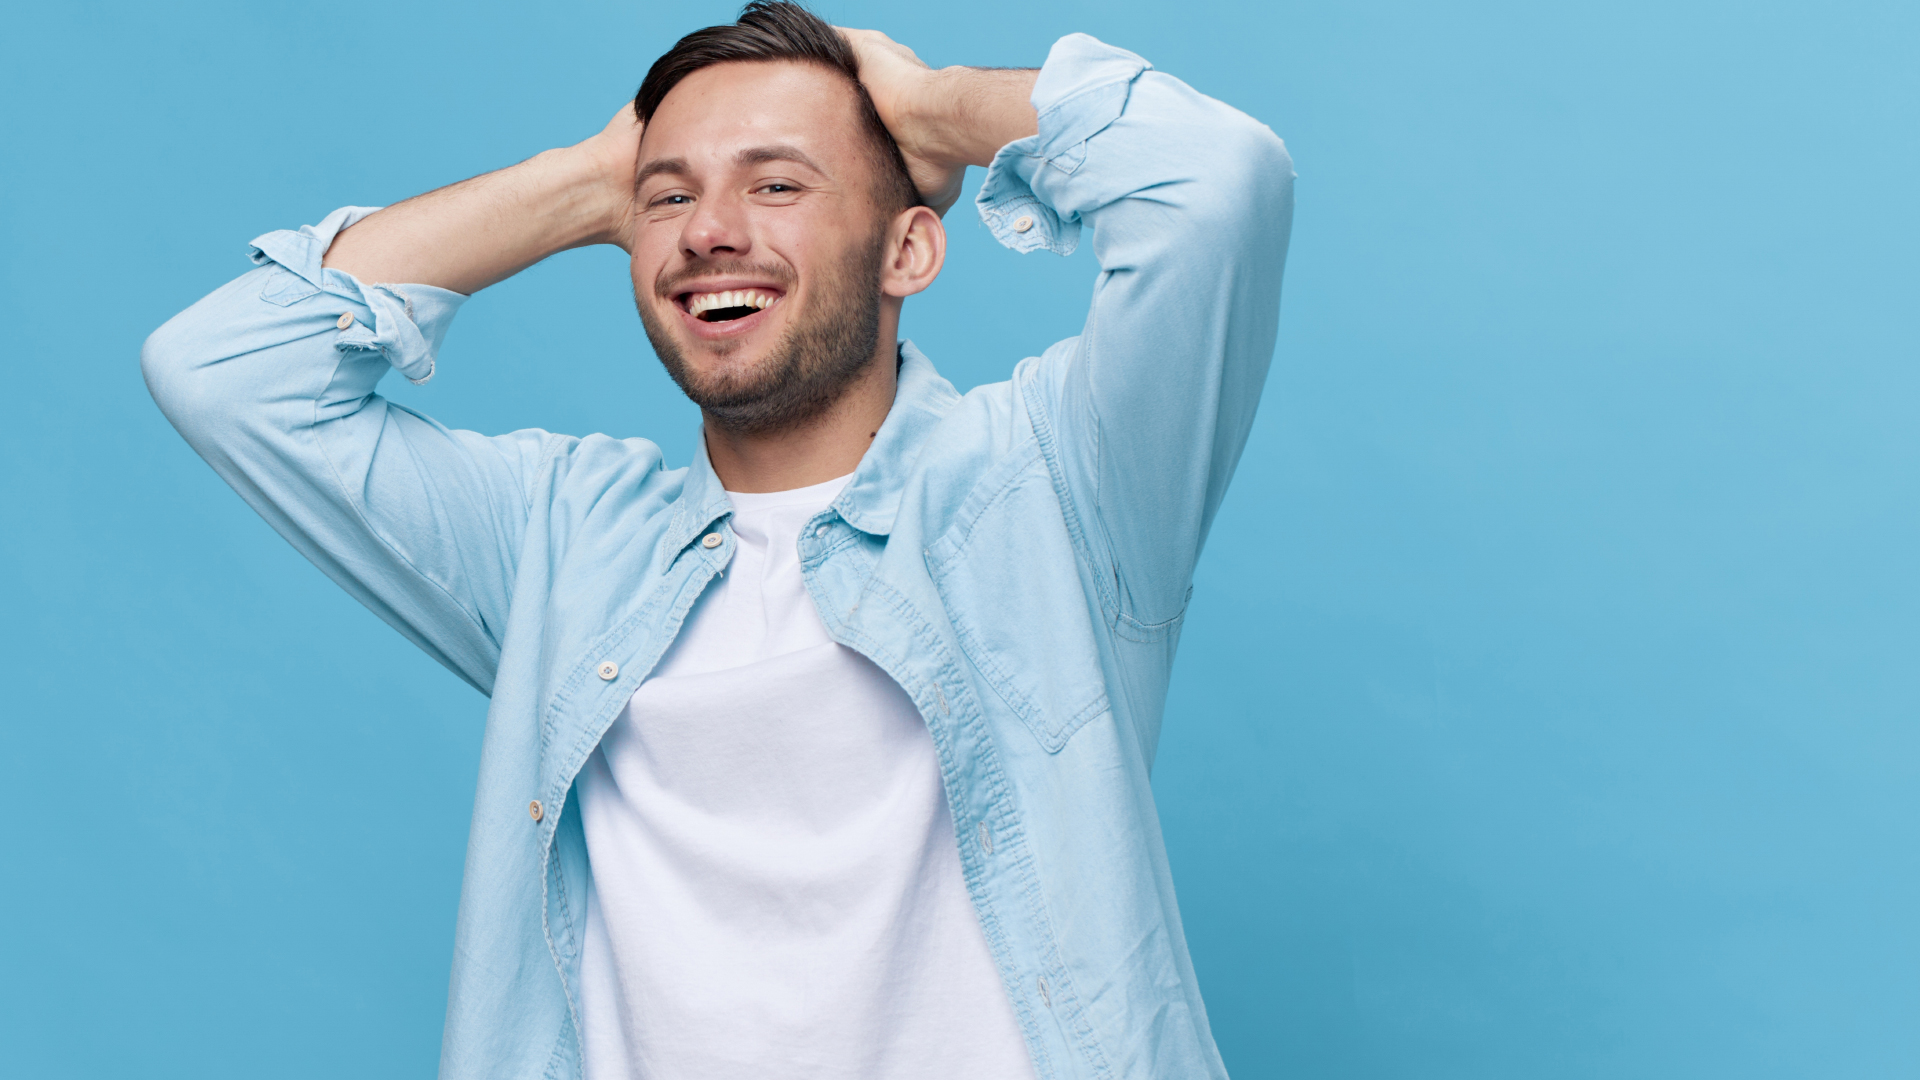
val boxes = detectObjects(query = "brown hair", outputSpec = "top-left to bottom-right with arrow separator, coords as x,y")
633,1 -> 921,213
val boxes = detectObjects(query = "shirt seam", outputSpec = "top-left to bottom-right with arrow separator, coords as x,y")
1019,349 -> 1121,623
825,572 -> 1063,1080
310,350 -> 501,669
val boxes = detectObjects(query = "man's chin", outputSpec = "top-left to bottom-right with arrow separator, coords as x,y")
648,334 -> 792,414
677,366 -> 787,410
672,339 -> 787,389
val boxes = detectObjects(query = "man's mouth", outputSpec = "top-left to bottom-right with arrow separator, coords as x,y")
680,288 -> 782,323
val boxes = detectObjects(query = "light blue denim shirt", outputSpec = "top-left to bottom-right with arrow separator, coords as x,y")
144,33 -> 1292,1080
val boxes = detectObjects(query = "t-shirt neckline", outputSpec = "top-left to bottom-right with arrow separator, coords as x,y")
724,472 -> 855,514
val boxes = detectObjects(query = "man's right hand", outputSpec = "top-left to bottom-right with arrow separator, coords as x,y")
578,103 -> 646,251
322,103 -> 644,294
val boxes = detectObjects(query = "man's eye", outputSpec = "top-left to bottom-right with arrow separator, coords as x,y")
654,194 -> 691,207
758,184 -> 795,194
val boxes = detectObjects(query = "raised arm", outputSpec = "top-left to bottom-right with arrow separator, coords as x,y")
322,106 -> 642,294
850,32 -> 1294,630
142,108 -> 652,694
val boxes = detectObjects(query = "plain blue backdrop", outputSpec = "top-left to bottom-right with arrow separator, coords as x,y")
3,0 -> 1915,1076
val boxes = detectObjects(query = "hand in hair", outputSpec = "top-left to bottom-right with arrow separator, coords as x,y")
322,101 -> 645,293
837,27 -> 1038,217
580,102 -> 646,247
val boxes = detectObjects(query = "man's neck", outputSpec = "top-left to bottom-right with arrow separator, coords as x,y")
701,341 -> 900,494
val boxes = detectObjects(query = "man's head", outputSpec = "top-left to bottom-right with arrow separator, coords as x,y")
627,1 -> 944,435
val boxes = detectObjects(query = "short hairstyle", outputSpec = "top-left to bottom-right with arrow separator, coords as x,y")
634,1 -> 922,215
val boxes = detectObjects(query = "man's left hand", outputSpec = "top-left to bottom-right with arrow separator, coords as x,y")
838,27 -> 1039,217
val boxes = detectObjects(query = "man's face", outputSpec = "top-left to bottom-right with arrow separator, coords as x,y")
629,60 -> 894,433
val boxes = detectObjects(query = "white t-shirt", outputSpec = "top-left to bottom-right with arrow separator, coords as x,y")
576,474 -> 1037,1080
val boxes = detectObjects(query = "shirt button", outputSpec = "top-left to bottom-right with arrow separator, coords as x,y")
701,533 -> 723,549
1012,215 -> 1034,233
336,312 -> 355,330
597,661 -> 618,680
528,800 -> 544,822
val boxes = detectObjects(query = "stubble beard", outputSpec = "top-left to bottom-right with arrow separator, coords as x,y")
638,231 -> 888,436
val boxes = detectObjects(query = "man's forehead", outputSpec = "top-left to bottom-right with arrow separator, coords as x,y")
640,59 -> 865,165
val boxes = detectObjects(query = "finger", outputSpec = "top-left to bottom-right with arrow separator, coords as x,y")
602,103 -> 642,138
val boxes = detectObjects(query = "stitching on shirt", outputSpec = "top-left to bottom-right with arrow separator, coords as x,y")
1018,358 -> 1119,621
536,563 -> 684,763
925,436 -> 1043,564
1034,70 -> 1143,169
310,349 -> 501,692
833,574 -> 1066,1080
1113,602 -> 1185,643
531,559 -> 723,1056
543,541 -> 733,818
1056,272 -> 1177,633
539,832 -> 584,1076
539,1006 -> 574,1080
259,265 -> 320,307
528,434 -> 568,519
922,452 -> 1044,716
924,438 -> 1111,753
547,823 -> 578,963
1038,69 -> 1143,130
913,565 -> 1118,1080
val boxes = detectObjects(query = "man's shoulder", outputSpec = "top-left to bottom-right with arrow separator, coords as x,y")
533,431 -> 688,521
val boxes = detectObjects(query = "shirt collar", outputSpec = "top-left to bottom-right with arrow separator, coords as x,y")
834,341 -> 960,536
663,340 -> 959,559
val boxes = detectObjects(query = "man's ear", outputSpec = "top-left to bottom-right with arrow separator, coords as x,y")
880,205 -> 946,299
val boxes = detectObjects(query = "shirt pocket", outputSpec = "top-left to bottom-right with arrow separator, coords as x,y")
925,445 -> 1110,753
259,265 -> 322,306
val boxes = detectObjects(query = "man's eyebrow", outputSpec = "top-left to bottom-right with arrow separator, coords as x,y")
634,147 -> 825,190
735,144 -> 825,174
635,157 -> 690,188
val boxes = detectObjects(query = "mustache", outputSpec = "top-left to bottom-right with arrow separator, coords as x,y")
654,258 -> 796,300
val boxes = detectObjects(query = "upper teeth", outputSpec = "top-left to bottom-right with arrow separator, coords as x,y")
687,289 -> 776,316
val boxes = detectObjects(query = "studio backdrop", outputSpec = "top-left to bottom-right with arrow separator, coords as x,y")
2,0 -> 1914,1076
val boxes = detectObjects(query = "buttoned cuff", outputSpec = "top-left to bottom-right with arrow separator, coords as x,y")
974,33 -> 1152,256
248,205 -> 467,384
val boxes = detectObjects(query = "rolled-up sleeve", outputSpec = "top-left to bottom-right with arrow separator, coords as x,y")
975,33 -> 1295,628
244,205 -> 462,384
142,209 -> 552,694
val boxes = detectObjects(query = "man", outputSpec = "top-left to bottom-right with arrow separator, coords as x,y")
143,2 -> 1292,1076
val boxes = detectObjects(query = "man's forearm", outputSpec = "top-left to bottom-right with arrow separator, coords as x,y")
323,115 -> 636,295
914,67 -> 1040,169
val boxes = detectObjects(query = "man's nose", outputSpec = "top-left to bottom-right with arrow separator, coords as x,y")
681,194 -> 751,259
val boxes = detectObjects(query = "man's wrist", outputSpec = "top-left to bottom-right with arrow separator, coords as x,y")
537,141 -> 635,251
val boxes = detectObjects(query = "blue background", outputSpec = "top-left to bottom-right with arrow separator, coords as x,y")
3,0 -> 1914,1075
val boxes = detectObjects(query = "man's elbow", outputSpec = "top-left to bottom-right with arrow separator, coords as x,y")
1220,114 -> 1295,219
140,307 -> 230,443
142,316 -> 194,422
1170,114 -> 1293,262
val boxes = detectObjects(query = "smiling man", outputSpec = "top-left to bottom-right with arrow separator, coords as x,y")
144,3 -> 1292,1078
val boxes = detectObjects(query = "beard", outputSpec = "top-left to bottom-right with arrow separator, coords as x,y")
637,230 -> 887,436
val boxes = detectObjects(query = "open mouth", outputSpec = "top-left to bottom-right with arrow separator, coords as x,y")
680,288 -> 782,323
